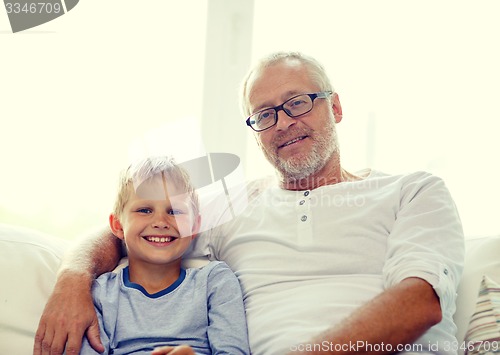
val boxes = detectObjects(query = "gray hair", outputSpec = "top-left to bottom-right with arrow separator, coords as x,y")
240,51 -> 335,117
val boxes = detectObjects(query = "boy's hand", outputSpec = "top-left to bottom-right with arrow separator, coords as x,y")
33,272 -> 104,355
152,345 -> 196,355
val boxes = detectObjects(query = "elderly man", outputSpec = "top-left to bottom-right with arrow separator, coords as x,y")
34,52 -> 464,355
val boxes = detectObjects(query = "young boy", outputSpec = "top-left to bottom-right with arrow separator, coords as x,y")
80,156 -> 250,355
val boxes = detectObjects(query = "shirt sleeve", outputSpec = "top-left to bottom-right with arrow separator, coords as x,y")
206,262 -> 250,354
382,172 -> 465,315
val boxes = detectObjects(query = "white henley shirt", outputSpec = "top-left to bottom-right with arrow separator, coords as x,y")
191,169 -> 465,355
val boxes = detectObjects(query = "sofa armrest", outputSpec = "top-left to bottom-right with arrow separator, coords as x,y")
0,224 -> 69,354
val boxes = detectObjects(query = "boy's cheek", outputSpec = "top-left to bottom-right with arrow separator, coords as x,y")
176,220 -> 196,238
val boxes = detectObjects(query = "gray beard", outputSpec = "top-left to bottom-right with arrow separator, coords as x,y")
270,124 -> 339,182
277,139 -> 336,181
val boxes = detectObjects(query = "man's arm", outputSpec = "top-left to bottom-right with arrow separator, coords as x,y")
33,226 -> 122,355
288,277 -> 441,355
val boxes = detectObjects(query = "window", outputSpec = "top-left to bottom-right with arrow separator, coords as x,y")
0,1 -> 208,238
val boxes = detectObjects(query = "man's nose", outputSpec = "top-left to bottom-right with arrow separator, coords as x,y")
275,109 -> 296,131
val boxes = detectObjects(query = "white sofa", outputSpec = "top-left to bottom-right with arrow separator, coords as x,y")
1,223 -> 499,355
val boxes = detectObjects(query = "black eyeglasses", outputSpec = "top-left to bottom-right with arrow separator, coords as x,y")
245,91 -> 332,132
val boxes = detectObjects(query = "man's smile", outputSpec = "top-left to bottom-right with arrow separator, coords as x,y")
278,135 -> 308,149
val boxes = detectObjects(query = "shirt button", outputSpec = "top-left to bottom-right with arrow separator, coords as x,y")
299,200 -> 305,205
301,215 -> 307,222
304,191 -> 310,196
443,268 -> 448,275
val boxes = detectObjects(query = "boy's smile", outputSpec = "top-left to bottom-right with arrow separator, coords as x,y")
143,235 -> 178,244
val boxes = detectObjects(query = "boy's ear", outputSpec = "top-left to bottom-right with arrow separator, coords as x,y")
191,214 -> 202,240
109,214 -> 125,240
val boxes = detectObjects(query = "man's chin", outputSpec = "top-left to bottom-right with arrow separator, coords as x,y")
278,151 -> 333,181
278,160 -> 317,181
265,150 -> 320,180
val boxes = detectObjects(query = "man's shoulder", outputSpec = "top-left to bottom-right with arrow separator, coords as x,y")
195,175 -> 277,234
365,170 -> 452,206
366,169 -> 442,184
245,175 -> 277,200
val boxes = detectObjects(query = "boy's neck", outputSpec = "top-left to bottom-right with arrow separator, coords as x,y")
127,259 -> 183,294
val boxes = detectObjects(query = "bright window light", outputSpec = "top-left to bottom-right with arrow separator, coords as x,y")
249,0 -> 500,237
0,1 -> 208,239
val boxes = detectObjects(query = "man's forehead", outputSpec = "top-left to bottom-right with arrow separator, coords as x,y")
248,59 -> 304,89
247,62 -> 315,110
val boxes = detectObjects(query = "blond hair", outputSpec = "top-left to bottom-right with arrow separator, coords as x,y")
112,156 -> 199,218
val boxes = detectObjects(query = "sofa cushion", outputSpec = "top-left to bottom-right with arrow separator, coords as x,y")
463,275 -> 500,354
0,223 -> 68,355
455,235 -> 500,354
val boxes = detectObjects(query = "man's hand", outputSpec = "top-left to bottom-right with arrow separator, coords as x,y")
151,345 -> 196,355
32,226 -> 121,355
33,271 -> 104,355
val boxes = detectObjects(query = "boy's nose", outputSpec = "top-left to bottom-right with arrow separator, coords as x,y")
152,216 -> 170,229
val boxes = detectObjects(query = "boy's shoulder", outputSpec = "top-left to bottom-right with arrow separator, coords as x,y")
187,260 -> 229,273
95,269 -> 122,283
185,260 -> 237,283
90,270 -> 123,299
185,261 -> 242,297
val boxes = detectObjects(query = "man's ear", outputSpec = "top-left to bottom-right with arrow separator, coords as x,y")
332,92 -> 343,123
109,214 -> 125,240
191,214 -> 202,240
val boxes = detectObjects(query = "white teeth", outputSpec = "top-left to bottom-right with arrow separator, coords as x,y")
282,137 -> 303,147
146,236 -> 172,243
